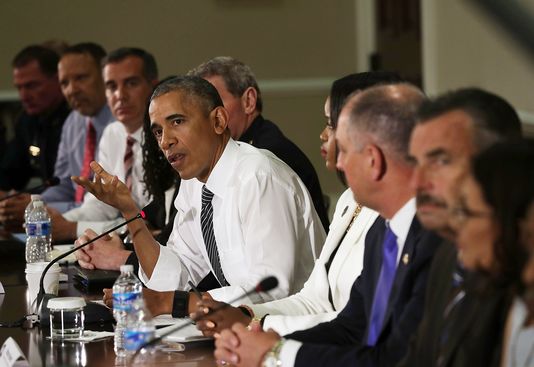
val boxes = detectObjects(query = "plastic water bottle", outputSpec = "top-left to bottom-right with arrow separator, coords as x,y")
124,297 -> 155,355
25,200 -> 52,263
113,265 -> 142,357
23,194 -> 42,235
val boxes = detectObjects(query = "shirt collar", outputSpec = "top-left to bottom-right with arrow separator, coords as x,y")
90,104 -> 113,128
204,138 -> 238,199
387,197 -> 416,248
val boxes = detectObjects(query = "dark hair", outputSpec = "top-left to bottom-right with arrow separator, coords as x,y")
142,76 -> 179,202
329,71 -> 404,130
12,45 -> 60,76
345,83 -> 426,159
62,42 -> 106,68
188,56 -> 263,112
104,47 -> 158,81
150,75 -> 224,117
417,88 -> 522,151
472,138 -> 534,291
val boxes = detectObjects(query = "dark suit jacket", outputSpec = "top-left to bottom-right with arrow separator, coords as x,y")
239,115 -> 330,231
398,243 -> 512,367
287,215 -> 443,367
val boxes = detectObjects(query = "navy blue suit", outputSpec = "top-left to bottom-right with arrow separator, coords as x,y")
287,215 -> 442,367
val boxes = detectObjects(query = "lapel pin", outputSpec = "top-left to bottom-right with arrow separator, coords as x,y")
402,253 -> 409,265
341,206 -> 348,217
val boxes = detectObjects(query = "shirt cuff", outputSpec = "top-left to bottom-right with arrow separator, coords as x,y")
171,290 -> 190,318
279,339 -> 302,367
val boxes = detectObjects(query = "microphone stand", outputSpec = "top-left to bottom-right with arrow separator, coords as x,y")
35,211 -> 146,324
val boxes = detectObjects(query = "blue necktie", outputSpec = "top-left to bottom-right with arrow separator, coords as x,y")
367,225 -> 398,346
201,185 -> 229,286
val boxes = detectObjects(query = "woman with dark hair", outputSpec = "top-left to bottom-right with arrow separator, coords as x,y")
450,139 -> 534,367
191,72 -> 401,336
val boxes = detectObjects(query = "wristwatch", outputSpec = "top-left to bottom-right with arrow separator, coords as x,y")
262,338 -> 285,367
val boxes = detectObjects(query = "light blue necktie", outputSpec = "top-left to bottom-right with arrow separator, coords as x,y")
367,225 -> 398,346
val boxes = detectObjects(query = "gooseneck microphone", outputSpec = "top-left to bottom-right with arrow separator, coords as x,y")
136,276 -> 279,353
36,210 -> 146,323
0,176 -> 60,202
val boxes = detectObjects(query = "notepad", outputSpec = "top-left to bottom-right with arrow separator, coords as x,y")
155,321 -> 212,342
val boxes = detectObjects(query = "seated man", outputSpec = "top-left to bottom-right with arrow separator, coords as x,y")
75,76 -> 325,317
214,84 -> 442,367
0,45 -> 70,231
44,42 -> 113,213
51,47 -> 158,242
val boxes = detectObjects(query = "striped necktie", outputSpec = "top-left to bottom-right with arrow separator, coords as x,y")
75,120 -> 96,203
200,185 -> 229,286
123,135 -> 135,190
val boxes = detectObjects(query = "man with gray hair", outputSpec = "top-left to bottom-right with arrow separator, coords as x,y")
213,83 -> 442,367
188,57 -> 329,231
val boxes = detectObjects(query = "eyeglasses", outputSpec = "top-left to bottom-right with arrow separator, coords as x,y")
449,206 -> 492,226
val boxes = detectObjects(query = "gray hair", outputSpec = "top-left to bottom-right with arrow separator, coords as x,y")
188,56 -> 263,112
345,83 -> 426,161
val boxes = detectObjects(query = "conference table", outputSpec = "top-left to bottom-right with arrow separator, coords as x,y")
0,241 -> 216,366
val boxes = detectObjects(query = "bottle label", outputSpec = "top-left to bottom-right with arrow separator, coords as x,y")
26,221 -> 51,236
112,292 -> 141,312
124,329 -> 154,351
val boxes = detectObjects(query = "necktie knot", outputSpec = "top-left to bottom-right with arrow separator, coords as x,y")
127,135 -> 136,147
202,185 -> 214,203
383,225 -> 398,253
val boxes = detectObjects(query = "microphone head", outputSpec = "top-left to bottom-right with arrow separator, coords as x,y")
255,276 -> 278,293
45,177 -> 60,187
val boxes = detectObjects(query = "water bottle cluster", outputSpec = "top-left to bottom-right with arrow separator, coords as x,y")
112,264 -> 155,358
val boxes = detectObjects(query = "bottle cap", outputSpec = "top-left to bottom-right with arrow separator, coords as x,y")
30,194 -> 42,200
47,297 -> 86,310
120,264 -> 134,273
34,201 -> 44,208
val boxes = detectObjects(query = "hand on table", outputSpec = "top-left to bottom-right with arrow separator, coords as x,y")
214,323 -> 280,367
191,293 -> 252,337
0,193 -> 30,232
75,229 -> 131,270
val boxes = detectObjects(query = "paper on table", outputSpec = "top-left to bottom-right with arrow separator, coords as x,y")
49,330 -> 114,343
155,321 -> 211,342
152,314 -> 189,327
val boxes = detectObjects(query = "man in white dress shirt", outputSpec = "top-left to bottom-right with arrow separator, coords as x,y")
52,48 -> 158,242
78,76 -> 325,317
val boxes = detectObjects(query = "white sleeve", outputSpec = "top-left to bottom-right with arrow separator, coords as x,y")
208,173 -> 316,305
262,312 -> 338,335
278,339 -> 302,367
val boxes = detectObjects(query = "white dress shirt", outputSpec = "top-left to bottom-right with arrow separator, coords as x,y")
502,297 -> 534,367
63,121 -> 150,236
249,189 -> 379,334
139,139 -> 326,304
279,197 -> 417,366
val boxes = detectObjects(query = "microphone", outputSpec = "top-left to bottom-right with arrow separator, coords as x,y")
0,177 -> 60,202
136,276 -> 279,353
36,210 -> 146,325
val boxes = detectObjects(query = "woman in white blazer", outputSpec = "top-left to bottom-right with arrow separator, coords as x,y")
193,72 -> 402,335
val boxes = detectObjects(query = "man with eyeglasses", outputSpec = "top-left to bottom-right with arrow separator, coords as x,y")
400,88 -> 522,367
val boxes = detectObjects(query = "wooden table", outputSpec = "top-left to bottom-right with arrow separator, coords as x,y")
0,245 -> 216,366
